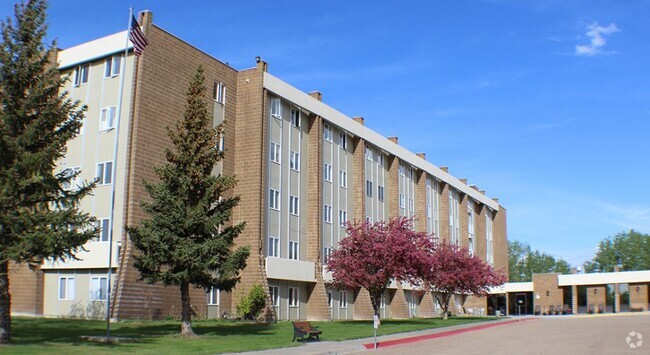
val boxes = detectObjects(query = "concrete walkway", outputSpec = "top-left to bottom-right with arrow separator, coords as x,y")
231,317 -> 525,355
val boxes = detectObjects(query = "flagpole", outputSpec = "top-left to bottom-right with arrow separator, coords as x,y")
105,6 -> 133,338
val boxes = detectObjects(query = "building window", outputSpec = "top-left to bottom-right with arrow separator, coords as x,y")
323,124 -> 332,142
289,195 -> 299,216
90,276 -> 108,301
61,166 -> 81,191
290,108 -> 300,127
270,142 -> 281,164
407,167 -> 414,181
96,161 -> 113,185
207,287 -> 220,305
289,240 -> 299,260
449,190 -> 460,245
339,209 -> 347,227
73,64 -> 89,86
366,180 -> 373,197
268,236 -> 279,257
339,291 -> 348,308
289,287 -> 299,307
399,164 -> 405,176
104,55 -> 122,78
409,198 -> 414,213
399,194 -> 405,209
339,132 -> 347,149
366,216 -> 373,224
94,218 -> 110,242
58,276 -> 75,300
327,291 -> 332,308
323,247 -> 333,264
486,210 -> 493,265
271,98 -> 281,118
365,147 -> 373,161
378,153 -> 384,167
380,293 -> 386,309
99,106 -> 117,131
378,186 -> 384,202
213,81 -> 226,104
290,151 -> 300,171
269,286 -> 279,306
324,163 -> 332,182
269,189 -> 280,210
339,170 -> 347,188
468,203 -> 475,256
323,204 -> 332,223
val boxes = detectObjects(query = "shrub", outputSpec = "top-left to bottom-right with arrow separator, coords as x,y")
236,284 -> 267,320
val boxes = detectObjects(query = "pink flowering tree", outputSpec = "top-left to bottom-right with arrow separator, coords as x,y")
418,242 -> 506,319
326,217 -> 434,318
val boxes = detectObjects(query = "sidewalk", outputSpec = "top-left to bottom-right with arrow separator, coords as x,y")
231,317 -> 529,355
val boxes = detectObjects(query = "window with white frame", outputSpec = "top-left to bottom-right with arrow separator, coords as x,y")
399,164 -> 405,176
426,204 -> 432,218
323,204 -> 332,223
289,240 -> 299,260
289,287 -> 299,307
213,81 -> 226,104
323,124 -> 332,142
339,291 -> 348,308
324,164 -> 332,182
327,291 -> 332,308
366,216 -> 373,224
339,209 -> 347,226
268,236 -> 279,257
270,142 -> 281,164
468,202 -> 475,256
271,98 -> 281,118
73,64 -> 89,86
339,132 -> 347,149
290,108 -> 300,127
365,146 -> 373,161
58,276 -> 75,300
366,180 -> 373,197
323,246 -> 333,264
339,170 -> 347,188
380,293 -> 386,309
378,186 -> 384,202
90,276 -> 108,301
486,210 -> 494,265
207,287 -> 219,305
269,286 -> 279,306
409,198 -> 414,213
399,194 -> 405,209
449,189 -> 460,245
269,189 -> 280,210
104,55 -> 122,78
426,177 -> 440,238
61,166 -> 81,191
290,151 -> 300,171
99,106 -> 117,131
94,218 -> 110,242
407,167 -> 414,181
289,195 -> 299,215
378,153 -> 384,167
96,161 -> 113,185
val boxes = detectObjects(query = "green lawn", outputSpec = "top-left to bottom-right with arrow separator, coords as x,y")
3,316 -> 495,354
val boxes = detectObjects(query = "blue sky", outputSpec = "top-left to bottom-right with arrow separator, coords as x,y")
2,1 -> 649,267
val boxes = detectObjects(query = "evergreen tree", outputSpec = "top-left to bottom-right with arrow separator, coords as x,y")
0,0 -> 96,344
127,67 -> 249,337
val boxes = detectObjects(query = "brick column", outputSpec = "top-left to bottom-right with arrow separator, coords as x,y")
353,288 -> 374,320
438,181 -> 450,243
390,284 -> 410,319
352,138 -> 365,222
387,156 -> 399,218
415,170 -> 427,233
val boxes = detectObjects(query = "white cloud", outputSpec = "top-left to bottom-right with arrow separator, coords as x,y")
575,22 -> 619,56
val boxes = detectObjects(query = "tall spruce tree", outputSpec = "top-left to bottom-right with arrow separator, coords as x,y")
127,66 -> 249,337
0,0 -> 96,344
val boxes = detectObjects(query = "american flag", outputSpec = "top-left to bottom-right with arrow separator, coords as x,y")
129,15 -> 148,56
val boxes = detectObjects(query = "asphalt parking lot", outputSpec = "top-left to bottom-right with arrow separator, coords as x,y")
372,313 -> 649,354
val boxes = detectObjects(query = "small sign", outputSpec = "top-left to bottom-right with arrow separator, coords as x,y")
373,315 -> 380,329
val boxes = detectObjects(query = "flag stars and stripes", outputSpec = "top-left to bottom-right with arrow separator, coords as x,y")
129,15 -> 148,56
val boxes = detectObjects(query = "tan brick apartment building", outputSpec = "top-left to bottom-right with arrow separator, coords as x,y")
10,11 -> 508,321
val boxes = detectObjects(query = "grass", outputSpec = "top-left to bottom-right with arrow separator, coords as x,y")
2,316 -> 495,354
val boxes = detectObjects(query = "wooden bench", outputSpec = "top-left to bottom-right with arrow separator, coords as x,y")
292,321 -> 322,342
